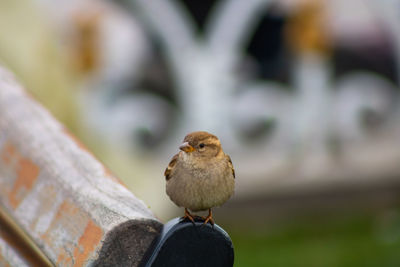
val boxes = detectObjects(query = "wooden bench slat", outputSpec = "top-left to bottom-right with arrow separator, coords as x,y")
0,66 -> 162,266
0,208 -> 51,267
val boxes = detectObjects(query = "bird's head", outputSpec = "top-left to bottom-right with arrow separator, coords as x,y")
179,131 -> 223,158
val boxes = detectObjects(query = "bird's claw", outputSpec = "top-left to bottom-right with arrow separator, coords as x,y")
182,208 -> 215,227
183,208 -> 195,224
202,209 -> 214,226
202,217 -> 214,226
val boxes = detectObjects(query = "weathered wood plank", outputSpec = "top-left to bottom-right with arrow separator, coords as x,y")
0,208 -> 51,267
0,238 -> 30,267
0,66 -> 162,266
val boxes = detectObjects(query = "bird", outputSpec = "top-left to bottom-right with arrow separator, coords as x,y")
164,131 -> 235,225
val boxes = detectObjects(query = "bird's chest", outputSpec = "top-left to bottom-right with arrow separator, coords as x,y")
176,159 -> 223,182
166,155 -> 234,211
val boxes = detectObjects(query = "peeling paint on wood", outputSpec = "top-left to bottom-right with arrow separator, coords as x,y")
1,142 -> 16,164
0,141 -> 40,209
9,157 -> 40,209
63,128 -> 126,187
73,220 -> 103,267
0,66 -> 162,266
0,208 -> 51,266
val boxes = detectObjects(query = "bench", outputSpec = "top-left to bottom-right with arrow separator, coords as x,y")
0,66 -> 233,266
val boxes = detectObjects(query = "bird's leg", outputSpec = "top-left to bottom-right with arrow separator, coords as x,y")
183,208 -> 195,223
203,209 -> 214,225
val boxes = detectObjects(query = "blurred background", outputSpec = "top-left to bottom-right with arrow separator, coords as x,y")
1,0 -> 400,265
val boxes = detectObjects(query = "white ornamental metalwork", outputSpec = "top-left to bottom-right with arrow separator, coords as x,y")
79,0 -> 400,198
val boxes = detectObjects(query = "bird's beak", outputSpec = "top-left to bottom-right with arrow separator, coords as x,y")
179,142 -> 195,153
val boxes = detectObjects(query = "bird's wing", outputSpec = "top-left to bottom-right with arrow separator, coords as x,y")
227,155 -> 235,179
164,153 -> 178,181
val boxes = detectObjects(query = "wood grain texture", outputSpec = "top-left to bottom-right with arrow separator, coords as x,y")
0,66 -> 162,266
0,208 -> 51,267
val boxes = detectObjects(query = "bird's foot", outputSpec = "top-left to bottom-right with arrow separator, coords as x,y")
202,209 -> 214,226
182,208 -> 195,224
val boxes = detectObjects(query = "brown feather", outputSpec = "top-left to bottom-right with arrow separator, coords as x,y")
227,155 -> 235,178
165,153 -> 178,181
183,131 -> 218,147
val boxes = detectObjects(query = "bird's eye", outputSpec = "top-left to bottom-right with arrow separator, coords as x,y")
199,143 -> 205,148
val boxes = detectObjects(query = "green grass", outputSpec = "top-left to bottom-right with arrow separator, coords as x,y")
225,212 -> 400,267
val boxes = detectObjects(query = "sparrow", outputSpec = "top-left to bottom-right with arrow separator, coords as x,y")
164,131 -> 235,225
